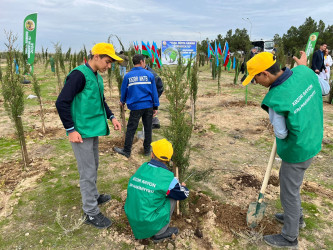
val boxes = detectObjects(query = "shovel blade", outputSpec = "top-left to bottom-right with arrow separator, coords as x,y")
246,201 -> 267,228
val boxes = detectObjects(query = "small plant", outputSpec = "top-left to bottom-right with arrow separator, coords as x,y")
55,207 -> 85,235
1,31 -> 29,169
211,57 -> 217,79
107,66 -> 113,99
233,58 -> 240,84
217,59 -> 222,94
161,55 -> 192,181
72,52 -> 77,69
31,74 -> 46,134
190,59 -> 199,124
53,43 -> 66,94
114,63 -> 126,136
276,46 -> 287,69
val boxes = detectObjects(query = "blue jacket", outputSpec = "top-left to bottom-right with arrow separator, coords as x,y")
120,67 -> 159,110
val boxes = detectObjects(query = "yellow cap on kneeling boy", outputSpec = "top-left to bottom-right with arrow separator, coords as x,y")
151,139 -> 174,162
242,52 -> 276,86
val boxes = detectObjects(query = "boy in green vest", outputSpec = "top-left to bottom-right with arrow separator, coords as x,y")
56,43 -> 123,229
242,51 -> 330,248
124,139 -> 189,242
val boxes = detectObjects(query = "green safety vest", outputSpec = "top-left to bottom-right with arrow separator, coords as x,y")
124,162 -> 174,239
67,65 -> 110,138
262,66 -> 323,163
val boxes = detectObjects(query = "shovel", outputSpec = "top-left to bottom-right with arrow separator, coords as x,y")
246,139 -> 277,228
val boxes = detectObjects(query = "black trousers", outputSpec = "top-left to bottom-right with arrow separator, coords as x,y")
124,108 -> 153,154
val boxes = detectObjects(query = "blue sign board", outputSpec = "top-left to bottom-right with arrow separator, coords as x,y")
161,41 -> 197,65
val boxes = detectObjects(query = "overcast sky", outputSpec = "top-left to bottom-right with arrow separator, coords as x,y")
1,0 -> 332,53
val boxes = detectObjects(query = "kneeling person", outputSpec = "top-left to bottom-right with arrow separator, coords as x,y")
124,139 -> 189,241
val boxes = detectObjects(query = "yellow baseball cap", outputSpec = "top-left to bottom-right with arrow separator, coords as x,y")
151,139 -> 174,161
242,52 -> 276,86
91,43 -> 123,62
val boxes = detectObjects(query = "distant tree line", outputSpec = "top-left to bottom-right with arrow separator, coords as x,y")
197,17 -> 333,58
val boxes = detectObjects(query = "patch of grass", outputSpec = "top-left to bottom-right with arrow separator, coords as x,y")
208,123 -> 221,133
324,237 -> 333,248
275,199 -> 282,210
254,137 -> 272,151
200,187 -> 220,202
49,138 -> 72,154
113,176 -> 130,191
301,232 -> 316,243
321,143 -> 333,155
322,199 -> 333,210
302,202 -> 321,230
301,190 -> 318,198
0,137 -> 20,157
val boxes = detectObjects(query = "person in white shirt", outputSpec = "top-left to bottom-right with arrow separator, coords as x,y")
319,49 -> 332,81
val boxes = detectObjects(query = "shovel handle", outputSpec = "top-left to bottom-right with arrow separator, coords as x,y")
259,139 -> 277,197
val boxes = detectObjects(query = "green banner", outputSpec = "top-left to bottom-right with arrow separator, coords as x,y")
23,13 -> 37,74
305,32 -> 319,58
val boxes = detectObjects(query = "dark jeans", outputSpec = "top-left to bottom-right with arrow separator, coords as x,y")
124,108 -> 153,154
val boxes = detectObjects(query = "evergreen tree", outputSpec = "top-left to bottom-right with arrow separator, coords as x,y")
1,31 -> 29,168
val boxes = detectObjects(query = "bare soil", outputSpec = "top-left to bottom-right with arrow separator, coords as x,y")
0,65 -> 332,249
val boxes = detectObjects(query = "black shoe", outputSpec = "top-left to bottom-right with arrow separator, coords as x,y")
144,147 -> 152,156
152,124 -> 160,129
97,194 -> 111,205
84,212 -> 112,229
275,213 -> 306,229
263,234 -> 298,249
152,227 -> 179,243
113,147 -> 130,158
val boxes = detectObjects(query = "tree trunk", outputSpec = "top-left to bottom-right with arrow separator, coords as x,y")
38,98 -> 46,134
120,105 -> 127,140
15,116 -> 29,169
190,96 -> 195,125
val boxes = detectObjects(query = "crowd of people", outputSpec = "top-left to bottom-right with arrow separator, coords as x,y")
55,42 -> 331,247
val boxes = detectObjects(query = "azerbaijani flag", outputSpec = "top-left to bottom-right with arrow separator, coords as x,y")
217,42 -> 223,58
207,41 -> 215,59
233,57 -> 236,69
133,41 -> 139,54
142,41 -> 152,58
223,41 -> 230,67
153,42 -> 162,68
147,41 -> 155,62
215,41 -> 219,66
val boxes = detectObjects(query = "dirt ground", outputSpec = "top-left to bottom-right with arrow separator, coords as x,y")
1,63 -> 333,249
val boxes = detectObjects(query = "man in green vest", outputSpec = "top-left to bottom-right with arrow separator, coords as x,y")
56,43 -> 123,229
242,51 -> 330,248
124,139 -> 189,242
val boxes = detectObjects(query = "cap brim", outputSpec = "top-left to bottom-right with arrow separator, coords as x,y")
109,54 -> 123,62
242,74 -> 255,86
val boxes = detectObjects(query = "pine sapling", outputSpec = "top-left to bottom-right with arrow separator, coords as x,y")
190,60 -> 199,124
211,57 -> 216,79
217,59 -> 222,94
115,63 -> 126,136
31,74 -> 46,134
1,31 -> 29,169
233,58 -> 240,84
161,56 -> 192,213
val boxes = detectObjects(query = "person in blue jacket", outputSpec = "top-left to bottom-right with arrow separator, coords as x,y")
114,54 -> 159,158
